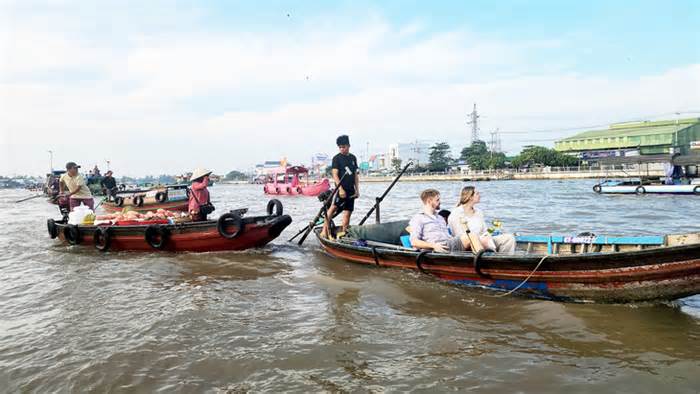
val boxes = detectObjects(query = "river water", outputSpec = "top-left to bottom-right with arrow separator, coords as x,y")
1,180 -> 698,392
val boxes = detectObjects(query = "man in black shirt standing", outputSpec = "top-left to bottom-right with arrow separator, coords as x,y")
100,170 -> 118,201
321,134 -> 359,238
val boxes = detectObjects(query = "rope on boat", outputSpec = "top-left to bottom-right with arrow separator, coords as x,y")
496,255 -> 549,297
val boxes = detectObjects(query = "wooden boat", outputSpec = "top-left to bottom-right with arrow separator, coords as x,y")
593,179 -> 700,195
47,200 -> 291,252
314,222 -> 700,303
263,166 -> 330,196
102,184 -> 190,213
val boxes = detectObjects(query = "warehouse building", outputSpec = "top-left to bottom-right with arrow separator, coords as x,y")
554,118 -> 700,159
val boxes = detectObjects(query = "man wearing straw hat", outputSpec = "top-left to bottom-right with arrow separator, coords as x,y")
188,168 -> 214,221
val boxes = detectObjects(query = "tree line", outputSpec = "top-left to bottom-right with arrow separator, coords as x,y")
391,141 -> 579,173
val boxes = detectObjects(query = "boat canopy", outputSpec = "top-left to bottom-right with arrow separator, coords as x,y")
271,166 -> 309,176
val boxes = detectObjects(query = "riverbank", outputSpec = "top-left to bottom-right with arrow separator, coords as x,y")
361,168 -> 665,182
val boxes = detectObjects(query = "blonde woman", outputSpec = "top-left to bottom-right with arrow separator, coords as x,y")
447,186 -> 516,254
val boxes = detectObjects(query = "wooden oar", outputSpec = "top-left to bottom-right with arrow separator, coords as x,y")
15,194 -> 44,203
459,218 -> 484,253
358,161 -> 413,225
294,167 -> 352,246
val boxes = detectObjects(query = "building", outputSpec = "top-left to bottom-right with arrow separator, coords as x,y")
310,153 -> 330,176
388,140 -> 431,167
555,118 -> 700,158
368,153 -> 390,172
254,160 -> 284,177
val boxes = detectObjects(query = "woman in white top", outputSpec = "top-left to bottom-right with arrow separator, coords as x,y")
447,186 -> 516,254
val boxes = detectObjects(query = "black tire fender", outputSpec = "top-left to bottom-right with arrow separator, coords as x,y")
93,226 -> 112,252
592,184 -> 602,193
266,199 -> 283,217
296,186 -> 303,194
115,196 -> 124,207
144,225 -> 170,249
133,195 -> 144,207
694,185 -> 700,195
635,186 -> 646,195
415,250 -> 429,274
473,249 -> 490,278
63,224 -> 82,245
155,191 -> 167,203
217,213 -> 243,239
47,219 -> 58,239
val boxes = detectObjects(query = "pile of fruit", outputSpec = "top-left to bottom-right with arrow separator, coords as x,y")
94,209 -> 188,225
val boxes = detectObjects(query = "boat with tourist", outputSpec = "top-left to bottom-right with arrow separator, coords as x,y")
47,199 -> 291,252
313,223 -> 700,303
263,165 -> 330,196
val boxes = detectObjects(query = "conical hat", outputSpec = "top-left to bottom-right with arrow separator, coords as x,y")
190,168 -> 212,181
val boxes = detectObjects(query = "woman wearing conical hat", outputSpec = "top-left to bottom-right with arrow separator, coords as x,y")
189,168 -> 214,221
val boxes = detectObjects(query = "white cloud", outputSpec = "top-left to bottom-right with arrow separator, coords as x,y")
0,5 -> 698,176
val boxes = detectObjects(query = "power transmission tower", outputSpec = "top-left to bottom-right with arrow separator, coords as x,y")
467,103 -> 480,144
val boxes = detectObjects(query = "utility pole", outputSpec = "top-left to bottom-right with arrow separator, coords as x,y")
496,128 -> 502,153
366,141 -> 370,173
48,150 -> 53,172
467,103 -> 480,144
106,160 -> 111,171
489,128 -> 502,154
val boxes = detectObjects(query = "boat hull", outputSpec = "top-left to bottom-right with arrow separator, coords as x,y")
595,181 -> 700,195
315,229 -> 700,303
51,214 -> 292,252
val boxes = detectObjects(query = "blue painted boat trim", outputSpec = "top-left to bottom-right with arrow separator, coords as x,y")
450,279 -> 549,293
515,234 -> 664,245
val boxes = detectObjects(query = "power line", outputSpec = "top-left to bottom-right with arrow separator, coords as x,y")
495,110 -> 700,135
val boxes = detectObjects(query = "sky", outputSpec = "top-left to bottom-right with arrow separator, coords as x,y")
1,0 -> 699,177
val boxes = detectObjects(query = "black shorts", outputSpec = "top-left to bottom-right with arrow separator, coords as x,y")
334,195 -> 355,212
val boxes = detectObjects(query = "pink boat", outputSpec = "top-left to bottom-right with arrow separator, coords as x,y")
263,166 -> 330,196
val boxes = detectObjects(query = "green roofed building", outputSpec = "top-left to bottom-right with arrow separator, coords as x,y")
554,118 -> 700,158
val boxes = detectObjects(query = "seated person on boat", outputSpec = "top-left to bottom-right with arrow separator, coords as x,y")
408,189 -> 472,253
447,186 -> 515,254
59,161 -> 95,211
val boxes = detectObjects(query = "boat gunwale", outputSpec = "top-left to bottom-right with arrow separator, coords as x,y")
313,228 -> 700,270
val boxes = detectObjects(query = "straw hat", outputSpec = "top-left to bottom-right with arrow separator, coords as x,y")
190,168 -> 212,181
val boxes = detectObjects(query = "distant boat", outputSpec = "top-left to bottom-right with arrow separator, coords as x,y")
102,184 -> 190,213
263,166 -> 330,196
593,179 -> 700,195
